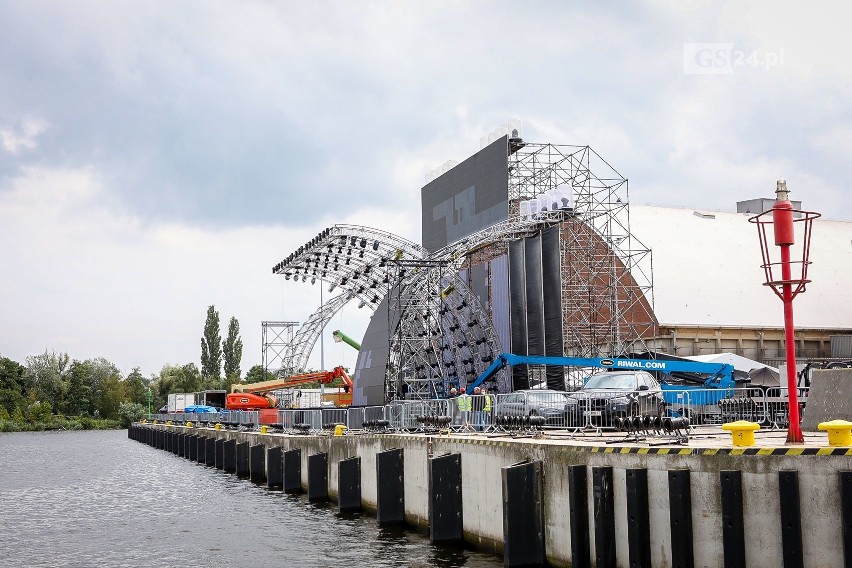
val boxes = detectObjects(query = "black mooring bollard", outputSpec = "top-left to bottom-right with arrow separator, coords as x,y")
283,448 -> 302,494
501,460 -> 544,567
307,452 -> 329,501
250,444 -> 266,484
267,447 -> 283,490
338,456 -> 361,513
376,448 -> 404,525
428,452 -> 462,544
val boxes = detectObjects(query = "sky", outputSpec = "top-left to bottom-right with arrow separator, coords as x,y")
1,1 -> 851,378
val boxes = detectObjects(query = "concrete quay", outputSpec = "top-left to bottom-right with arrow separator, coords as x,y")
129,423 -> 852,567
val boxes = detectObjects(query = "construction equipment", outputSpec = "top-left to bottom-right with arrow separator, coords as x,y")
469,353 -> 734,392
226,366 -> 353,410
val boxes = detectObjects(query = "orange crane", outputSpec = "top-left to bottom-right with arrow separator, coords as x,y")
226,366 -> 353,411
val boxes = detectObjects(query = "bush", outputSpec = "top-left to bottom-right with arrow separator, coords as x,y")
118,402 -> 146,428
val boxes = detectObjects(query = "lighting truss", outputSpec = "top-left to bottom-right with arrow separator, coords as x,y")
271,225 -> 427,372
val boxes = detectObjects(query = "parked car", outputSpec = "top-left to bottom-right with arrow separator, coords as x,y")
566,371 -> 665,426
494,389 -> 571,425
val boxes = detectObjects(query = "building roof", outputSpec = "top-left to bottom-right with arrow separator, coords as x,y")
629,205 -> 852,330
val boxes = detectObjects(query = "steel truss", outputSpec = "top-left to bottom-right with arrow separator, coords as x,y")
509,143 -> 656,366
276,292 -> 351,376
262,321 -> 299,376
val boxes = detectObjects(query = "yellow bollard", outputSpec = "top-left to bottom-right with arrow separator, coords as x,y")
260,425 -> 268,434
722,420 -> 760,447
334,424 -> 347,436
214,423 -> 221,430
818,420 -> 852,446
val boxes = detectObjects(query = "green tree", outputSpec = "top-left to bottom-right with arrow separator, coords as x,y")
222,316 -> 243,382
124,367 -> 149,406
25,351 -> 70,413
64,358 -> 122,418
244,364 -> 275,384
0,356 -> 27,416
200,305 -> 221,381
157,363 -> 202,395
64,360 -> 94,416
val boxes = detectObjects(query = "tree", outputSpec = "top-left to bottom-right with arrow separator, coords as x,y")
222,316 -> 243,382
25,351 -> 70,413
0,356 -> 27,416
124,367 -> 149,406
200,305 -> 221,380
64,360 -> 94,416
244,364 -> 275,384
64,358 -> 122,418
156,363 -> 202,396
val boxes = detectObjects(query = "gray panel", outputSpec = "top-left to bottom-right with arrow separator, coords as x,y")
352,294 -> 394,406
525,235 -> 544,361
421,136 -> 509,252
509,239 -> 529,390
542,225 -> 564,389
490,255 -> 510,355
470,262 -> 489,315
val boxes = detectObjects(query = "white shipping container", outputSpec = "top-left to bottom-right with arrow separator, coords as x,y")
167,393 -> 195,413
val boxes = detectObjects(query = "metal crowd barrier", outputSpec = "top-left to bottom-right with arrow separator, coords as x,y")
143,388 -> 807,435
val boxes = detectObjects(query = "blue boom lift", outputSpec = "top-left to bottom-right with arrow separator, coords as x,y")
468,353 -> 736,406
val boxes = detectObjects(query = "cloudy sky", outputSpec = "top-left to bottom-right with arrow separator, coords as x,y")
1,1 -> 850,378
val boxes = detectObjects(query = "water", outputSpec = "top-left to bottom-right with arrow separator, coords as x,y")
0,431 -> 502,568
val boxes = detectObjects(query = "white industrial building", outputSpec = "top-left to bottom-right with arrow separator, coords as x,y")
632,203 -> 852,365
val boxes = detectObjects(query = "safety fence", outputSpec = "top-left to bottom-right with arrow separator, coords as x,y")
146,387 -> 809,435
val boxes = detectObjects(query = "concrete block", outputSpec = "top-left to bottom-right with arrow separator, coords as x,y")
802,369 -> 852,431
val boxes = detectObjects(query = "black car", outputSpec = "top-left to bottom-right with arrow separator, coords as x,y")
566,371 -> 665,427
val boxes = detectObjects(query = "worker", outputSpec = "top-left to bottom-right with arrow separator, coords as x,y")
481,386 -> 492,431
456,387 -> 471,426
472,387 -> 485,430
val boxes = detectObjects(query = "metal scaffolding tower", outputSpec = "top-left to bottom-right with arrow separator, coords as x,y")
508,143 -> 656,362
261,321 -> 298,376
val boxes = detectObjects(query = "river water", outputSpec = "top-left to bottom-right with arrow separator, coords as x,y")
0,430 -> 502,568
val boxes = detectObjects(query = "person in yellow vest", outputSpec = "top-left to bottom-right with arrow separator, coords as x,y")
456,387 -> 471,426
481,386 -> 492,431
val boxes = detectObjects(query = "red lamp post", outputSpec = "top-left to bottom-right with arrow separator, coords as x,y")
749,179 -> 820,443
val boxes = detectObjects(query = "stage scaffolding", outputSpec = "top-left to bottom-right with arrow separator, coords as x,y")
508,143 -> 657,370
385,258 -> 502,401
